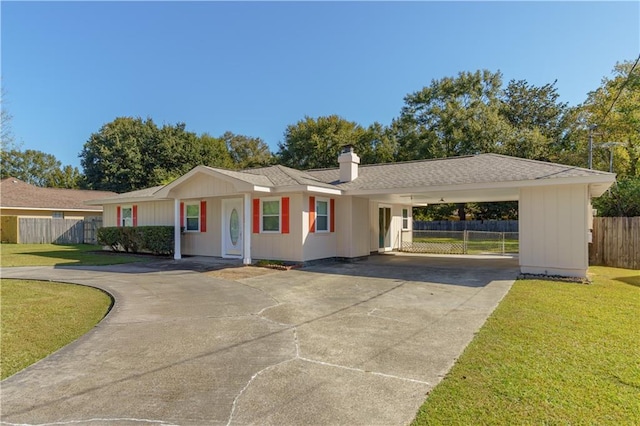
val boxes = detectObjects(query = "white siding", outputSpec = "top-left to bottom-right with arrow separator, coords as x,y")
252,193 -> 304,262
137,201 -> 174,226
181,197 -> 222,257
169,173 -> 238,199
519,184 -> 590,278
103,204 -> 118,227
302,193 -> 337,261
336,196 -> 370,259
369,201 -> 412,252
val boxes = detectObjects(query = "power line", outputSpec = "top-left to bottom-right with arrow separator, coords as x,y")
599,53 -> 640,125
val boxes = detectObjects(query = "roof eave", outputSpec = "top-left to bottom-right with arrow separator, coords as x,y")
344,174 -> 617,196
85,196 -> 169,205
270,185 -> 342,195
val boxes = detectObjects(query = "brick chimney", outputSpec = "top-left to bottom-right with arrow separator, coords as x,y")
338,145 -> 360,182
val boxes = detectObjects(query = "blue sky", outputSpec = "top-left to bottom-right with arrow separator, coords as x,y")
2,1 -> 639,169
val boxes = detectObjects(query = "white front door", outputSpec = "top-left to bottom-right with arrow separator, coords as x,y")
222,198 -> 243,258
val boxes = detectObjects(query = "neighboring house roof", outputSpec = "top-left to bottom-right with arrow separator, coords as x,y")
86,153 -> 615,204
0,177 -> 116,211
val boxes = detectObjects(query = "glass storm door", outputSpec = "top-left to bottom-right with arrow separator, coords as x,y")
378,206 -> 392,252
223,198 -> 243,257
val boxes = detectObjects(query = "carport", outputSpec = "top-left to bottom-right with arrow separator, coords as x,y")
330,154 -> 616,278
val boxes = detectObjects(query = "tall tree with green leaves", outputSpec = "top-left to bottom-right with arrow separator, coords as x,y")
397,70 -> 508,160
81,117 -> 156,192
277,115 -> 369,169
1,149 -> 81,188
591,176 -> 640,217
582,58 -> 640,177
499,79 -> 568,161
221,131 -> 273,169
395,70 -> 509,219
80,117 -> 233,192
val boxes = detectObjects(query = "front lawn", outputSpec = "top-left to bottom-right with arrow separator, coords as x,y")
413,266 -> 640,424
0,243 -> 145,267
0,279 -> 112,379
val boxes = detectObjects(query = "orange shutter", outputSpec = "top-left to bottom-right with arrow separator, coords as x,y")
116,206 -> 121,227
330,199 -> 335,232
200,201 -> 207,232
282,197 -> 290,234
180,202 -> 185,228
253,198 -> 260,233
309,196 -> 316,233
132,205 -> 138,227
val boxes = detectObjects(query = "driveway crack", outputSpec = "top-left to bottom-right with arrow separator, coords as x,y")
226,348 -> 296,425
297,356 -> 429,385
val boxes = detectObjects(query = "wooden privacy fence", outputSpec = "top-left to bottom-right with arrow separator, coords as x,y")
18,218 -> 85,244
83,217 -> 103,244
0,216 -> 104,244
590,217 -> 640,270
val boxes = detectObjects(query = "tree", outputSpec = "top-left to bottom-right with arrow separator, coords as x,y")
582,58 -> 640,177
395,70 -> 510,219
499,79 -> 568,161
221,131 -> 273,169
1,148 -> 81,188
80,117 -> 233,192
359,122 -> 397,164
397,70 -> 508,160
277,115 -> 369,169
81,117 -> 156,192
591,177 -> 640,217
1,85 -> 15,150
473,202 -> 518,220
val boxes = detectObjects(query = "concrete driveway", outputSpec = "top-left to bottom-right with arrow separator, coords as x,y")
0,254 -> 518,426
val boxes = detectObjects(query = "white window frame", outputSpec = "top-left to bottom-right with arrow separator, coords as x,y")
261,197 -> 281,233
315,197 -> 330,233
184,202 -> 200,232
402,208 -> 410,230
121,205 -> 133,227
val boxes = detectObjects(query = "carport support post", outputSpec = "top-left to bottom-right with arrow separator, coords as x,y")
174,198 -> 181,260
243,193 -> 251,265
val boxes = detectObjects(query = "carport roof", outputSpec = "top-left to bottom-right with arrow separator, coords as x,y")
306,154 -> 613,191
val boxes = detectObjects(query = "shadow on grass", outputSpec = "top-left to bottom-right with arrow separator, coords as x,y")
614,275 -> 640,288
6,247 -> 148,267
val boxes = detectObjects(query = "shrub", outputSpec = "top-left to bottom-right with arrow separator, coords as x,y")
96,226 -> 174,255
97,227 -> 121,252
140,226 -> 174,255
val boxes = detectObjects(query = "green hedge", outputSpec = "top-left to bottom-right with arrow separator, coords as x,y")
97,226 -> 175,255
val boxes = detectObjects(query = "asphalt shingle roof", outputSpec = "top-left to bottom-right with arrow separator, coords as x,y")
243,165 -> 337,189
0,178 -> 116,210
202,167 -> 273,187
80,153 -> 613,204
306,154 -> 612,191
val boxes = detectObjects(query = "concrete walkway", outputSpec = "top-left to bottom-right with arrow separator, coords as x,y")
0,254 -> 519,426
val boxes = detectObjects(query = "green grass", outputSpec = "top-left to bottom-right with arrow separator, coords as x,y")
0,243 -> 145,267
0,279 -> 112,379
413,266 -> 640,425
411,237 -> 519,254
